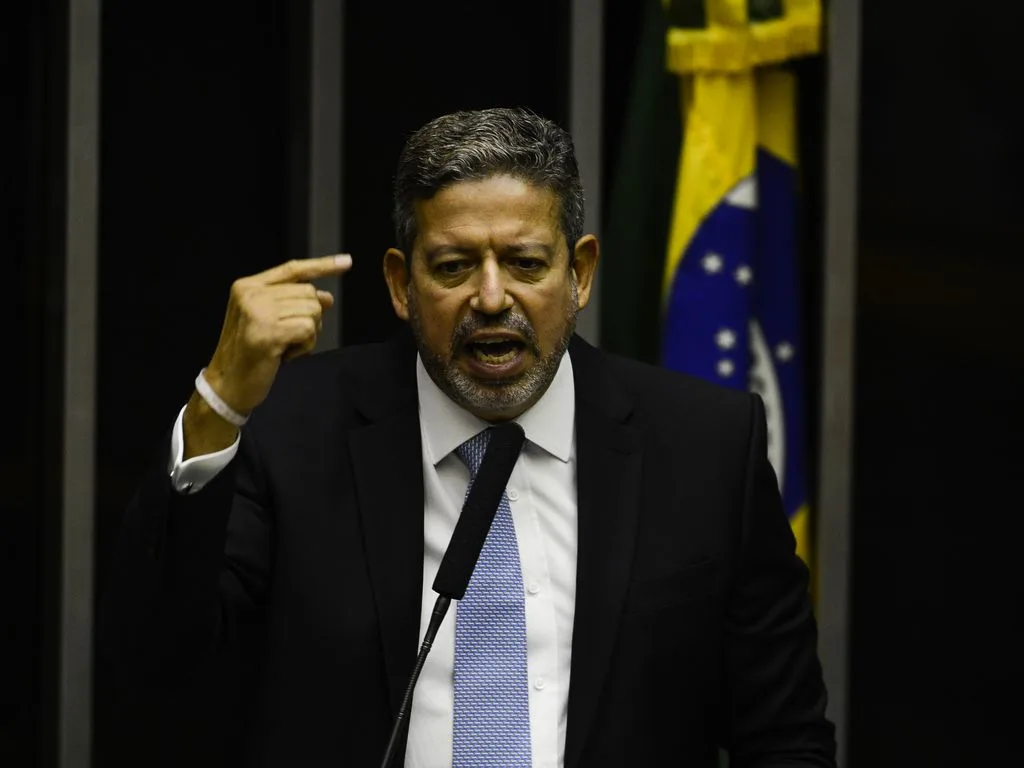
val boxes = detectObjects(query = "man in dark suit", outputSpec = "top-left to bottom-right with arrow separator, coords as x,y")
101,107 -> 835,767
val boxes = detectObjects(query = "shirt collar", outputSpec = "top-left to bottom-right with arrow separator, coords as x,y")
416,351 -> 575,466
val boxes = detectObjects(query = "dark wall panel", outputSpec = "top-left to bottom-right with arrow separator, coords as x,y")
94,3 -> 297,766
3,0 -> 70,765
340,0 -> 571,345
851,2 -> 1024,765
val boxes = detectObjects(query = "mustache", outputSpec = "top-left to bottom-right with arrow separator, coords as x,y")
450,311 -> 540,356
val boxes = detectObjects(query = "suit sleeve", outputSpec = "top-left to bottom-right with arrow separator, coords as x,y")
721,394 -> 837,767
97,422 -> 273,685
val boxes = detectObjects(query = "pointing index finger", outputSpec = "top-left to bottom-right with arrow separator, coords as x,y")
257,254 -> 352,285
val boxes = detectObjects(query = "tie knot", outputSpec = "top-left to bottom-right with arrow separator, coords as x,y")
455,430 -> 492,477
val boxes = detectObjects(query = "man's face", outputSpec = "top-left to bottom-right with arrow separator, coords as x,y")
384,175 -> 598,421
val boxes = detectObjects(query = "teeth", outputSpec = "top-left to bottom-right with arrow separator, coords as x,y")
472,345 -> 518,364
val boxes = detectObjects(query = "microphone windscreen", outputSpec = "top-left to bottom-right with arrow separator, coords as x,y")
432,421 -> 526,600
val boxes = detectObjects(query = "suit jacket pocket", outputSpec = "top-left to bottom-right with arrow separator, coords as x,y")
622,558 -> 720,614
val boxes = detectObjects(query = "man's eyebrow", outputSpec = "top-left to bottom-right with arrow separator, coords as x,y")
424,243 -> 554,260
504,243 -> 554,256
423,245 -> 471,261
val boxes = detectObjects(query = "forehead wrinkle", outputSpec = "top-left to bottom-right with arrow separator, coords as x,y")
422,219 -> 558,255
414,176 -> 563,255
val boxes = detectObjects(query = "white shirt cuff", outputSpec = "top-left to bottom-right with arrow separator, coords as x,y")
167,404 -> 240,494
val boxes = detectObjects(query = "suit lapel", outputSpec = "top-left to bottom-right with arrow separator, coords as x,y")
349,332 -> 424,717
564,337 -> 644,768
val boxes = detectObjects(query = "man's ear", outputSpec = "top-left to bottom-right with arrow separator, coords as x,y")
383,248 -> 411,321
570,234 -> 599,310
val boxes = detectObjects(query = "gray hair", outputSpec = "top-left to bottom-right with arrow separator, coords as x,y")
392,107 -> 585,257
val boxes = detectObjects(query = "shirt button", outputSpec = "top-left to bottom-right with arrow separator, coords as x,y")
507,488 -> 520,501
533,677 -> 546,691
527,581 -> 541,595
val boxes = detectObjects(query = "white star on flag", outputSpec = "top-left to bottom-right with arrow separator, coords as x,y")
715,328 -> 737,350
716,359 -> 735,378
734,265 -> 753,285
702,253 -> 724,274
775,342 -> 795,362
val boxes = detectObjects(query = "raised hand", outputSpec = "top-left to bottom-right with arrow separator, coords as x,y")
183,254 -> 352,457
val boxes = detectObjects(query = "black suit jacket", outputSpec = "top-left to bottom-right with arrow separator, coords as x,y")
100,331 -> 835,767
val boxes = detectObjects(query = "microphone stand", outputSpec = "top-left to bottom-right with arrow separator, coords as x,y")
379,596 -> 451,768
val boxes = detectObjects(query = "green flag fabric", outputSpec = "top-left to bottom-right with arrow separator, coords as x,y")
599,0 -> 681,365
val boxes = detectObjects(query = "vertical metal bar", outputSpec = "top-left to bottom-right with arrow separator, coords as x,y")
61,0 -> 100,764
309,0 -> 344,350
569,0 -> 604,346
817,0 -> 861,762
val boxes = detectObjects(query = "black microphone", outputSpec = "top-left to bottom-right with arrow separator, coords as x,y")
379,422 -> 526,768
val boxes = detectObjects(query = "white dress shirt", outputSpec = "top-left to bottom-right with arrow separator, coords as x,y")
167,353 -> 578,767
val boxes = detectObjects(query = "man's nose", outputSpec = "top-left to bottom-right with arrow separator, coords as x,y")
469,258 -> 513,315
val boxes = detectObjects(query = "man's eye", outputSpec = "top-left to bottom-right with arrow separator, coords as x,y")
437,260 -> 469,275
511,258 -> 543,271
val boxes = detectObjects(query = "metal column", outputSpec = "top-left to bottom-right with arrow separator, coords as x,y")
570,0 -> 604,346
817,0 -> 862,762
309,0 -> 345,350
60,0 -> 101,764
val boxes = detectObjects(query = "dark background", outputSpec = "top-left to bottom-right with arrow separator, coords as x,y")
4,0 -> 1022,765
4,0 -> 72,763
849,3 -> 1024,764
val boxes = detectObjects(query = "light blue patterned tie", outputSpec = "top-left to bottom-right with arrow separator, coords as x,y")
452,429 -> 532,767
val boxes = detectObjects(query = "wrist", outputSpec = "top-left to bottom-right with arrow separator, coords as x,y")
200,364 -> 252,417
183,390 -> 240,460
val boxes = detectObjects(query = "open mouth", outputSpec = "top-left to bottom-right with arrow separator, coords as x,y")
466,338 -> 524,364
460,336 -> 529,379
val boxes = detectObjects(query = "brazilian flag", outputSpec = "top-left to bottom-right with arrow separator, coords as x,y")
659,0 -> 821,567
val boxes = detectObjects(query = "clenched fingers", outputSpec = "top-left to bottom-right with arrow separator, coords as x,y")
276,298 -> 324,322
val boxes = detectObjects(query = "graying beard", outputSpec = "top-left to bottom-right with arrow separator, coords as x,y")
409,279 -> 578,415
